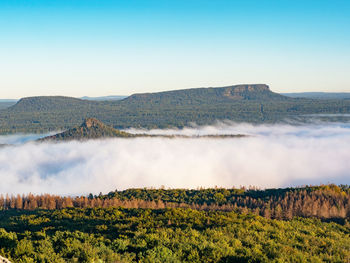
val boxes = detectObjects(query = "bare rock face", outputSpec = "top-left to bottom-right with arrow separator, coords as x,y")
81,118 -> 105,129
221,84 -> 275,100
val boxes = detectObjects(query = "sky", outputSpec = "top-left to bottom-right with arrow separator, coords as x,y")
0,0 -> 350,98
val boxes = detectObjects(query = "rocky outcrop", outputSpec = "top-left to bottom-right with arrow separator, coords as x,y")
39,118 -> 247,142
40,118 -> 135,141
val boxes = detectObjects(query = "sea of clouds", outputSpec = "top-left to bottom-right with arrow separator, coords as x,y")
0,133 -> 51,145
0,122 -> 350,195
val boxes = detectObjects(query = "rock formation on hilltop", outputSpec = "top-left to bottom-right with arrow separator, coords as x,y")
39,118 -> 246,142
40,118 -> 135,141
3,83 -> 350,134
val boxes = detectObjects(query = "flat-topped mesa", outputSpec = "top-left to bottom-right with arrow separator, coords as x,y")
234,84 -> 269,92
123,83 -> 287,105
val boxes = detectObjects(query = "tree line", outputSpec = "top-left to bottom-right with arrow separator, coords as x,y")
1,184 -> 349,221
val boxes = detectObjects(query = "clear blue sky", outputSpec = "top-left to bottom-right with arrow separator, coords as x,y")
1,0 -> 349,98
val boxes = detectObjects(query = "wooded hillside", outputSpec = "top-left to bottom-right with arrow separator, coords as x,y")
1,84 -> 350,133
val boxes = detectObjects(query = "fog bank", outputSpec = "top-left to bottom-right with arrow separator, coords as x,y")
0,123 -> 350,195
0,133 -> 52,145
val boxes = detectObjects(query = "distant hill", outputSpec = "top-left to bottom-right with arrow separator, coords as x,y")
0,99 -> 18,103
40,118 -> 135,141
81,95 -> 127,101
123,84 -> 288,106
283,92 -> 350,100
40,118 -> 246,141
8,96 -> 92,112
0,99 -> 17,110
0,102 -> 16,110
1,84 -> 350,133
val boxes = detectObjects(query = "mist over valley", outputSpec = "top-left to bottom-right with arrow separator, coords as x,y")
2,1 -> 350,261
1,120 -> 349,195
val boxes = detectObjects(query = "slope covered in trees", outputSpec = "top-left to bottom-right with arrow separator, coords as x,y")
0,208 -> 349,262
0,185 -> 349,262
40,118 -> 135,141
1,185 -> 349,221
39,118 -> 245,142
1,84 -> 350,133
104,184 -> 350,221
121,84 -> 287,107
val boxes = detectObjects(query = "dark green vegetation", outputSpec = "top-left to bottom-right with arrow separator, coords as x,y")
1,84 -> 350,134
3,185 -> 349,221
0,207 -> 349,262
81,95 -> 127,101
0,185 -> 349,262
39,118 -> 245,141
106,184 -> 350,221
40,118 -> 135,141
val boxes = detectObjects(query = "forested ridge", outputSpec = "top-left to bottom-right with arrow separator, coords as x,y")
1,84 -> 350,134
1,185 -> 350,262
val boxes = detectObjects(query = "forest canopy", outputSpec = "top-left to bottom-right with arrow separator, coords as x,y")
0,185 -> 349,262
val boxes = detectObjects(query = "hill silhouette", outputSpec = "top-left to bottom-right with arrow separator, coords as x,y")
122,84 -> 288,106
7,84 -> 284,112
40,118 -> 246,142
8,96 -> 91,112
41,118 -> 135,141
1,84 -> 350,133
